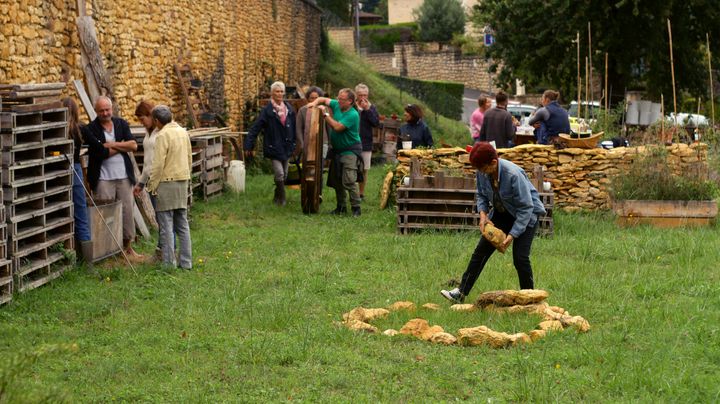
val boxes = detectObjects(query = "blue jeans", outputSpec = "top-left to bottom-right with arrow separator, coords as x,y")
73,163 -> 91,241
157,209 -> 192,269
459,210 -> 538,296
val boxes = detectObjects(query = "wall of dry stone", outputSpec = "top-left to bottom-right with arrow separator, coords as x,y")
328,27 -> 355,54
364,43 -> 499,92
0,0 -> 322,129
394,143 -> 709,211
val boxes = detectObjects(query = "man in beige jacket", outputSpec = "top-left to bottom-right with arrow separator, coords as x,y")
146,105 -> 193,269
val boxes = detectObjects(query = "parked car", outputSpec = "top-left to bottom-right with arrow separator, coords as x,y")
567,101 -> 601,119
507,103 -> 539,126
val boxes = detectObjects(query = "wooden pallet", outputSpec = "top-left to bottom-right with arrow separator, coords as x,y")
397,187 -> 479,234
2,139 -> 72,166
14,235 -> 74,293
537,192 -> 554,238
0,259 -> 12,305
9,219 -> 72,256
0,108 -> 67,133
8,202 -> 72,237
6,186 -> 71,221
3,172 -> 72,202
2,158 -> 71,186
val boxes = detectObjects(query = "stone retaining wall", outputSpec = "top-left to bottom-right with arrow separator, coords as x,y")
364,43 -> 499,92
0,0 -> 322,129
394,143 -> 709,211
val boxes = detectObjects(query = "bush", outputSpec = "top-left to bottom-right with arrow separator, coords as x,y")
610,146 -> 718,201
379,74 -> 464,120
360,23 -> 417,53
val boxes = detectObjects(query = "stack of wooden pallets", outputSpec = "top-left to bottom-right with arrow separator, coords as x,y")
190,134 -> 223,200
396,171 -> 479,235
0,83 -> 75,295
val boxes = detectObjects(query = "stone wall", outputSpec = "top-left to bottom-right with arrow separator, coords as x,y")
0,0 -> 322,129
328,27 -> 355,55
364,43 -> 498,92
394,143 -> 709,211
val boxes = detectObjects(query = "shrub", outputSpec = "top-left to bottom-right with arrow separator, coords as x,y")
414,0 -> 465,42
360,23 -> 418,53
379,74 -> 464,120
610,146 -> 718,201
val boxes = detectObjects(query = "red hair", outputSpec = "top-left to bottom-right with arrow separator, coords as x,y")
469,142 -> 498,169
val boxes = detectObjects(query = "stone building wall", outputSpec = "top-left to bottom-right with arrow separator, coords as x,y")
328,27 -> 355,55
0,0 -> 322,129
363,43 -> 498,92
394,143 -> 709,211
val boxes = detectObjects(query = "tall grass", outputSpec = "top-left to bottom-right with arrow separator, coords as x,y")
318,43 -> 472,146
0,169 -> 719,401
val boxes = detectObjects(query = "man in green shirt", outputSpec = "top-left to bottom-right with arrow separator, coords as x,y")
307,88 -> 363,216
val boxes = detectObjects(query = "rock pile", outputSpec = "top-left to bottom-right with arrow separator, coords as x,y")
394,143 -> 708,211
339,289 -> 590,349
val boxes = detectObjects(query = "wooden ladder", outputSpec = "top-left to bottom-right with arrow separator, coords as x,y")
174,62 -> 212,128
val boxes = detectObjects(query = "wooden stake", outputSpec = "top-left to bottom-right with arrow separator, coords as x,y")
588,22 -> 594,103
708,33 -> 715,128
668,19 -> 678,125
661,94 -> 665,143
585,57 -> 589,121
577,31 -> 581,118
604,52 -> 609,111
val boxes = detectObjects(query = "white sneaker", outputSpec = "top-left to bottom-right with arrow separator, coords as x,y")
440,288 -> 464,304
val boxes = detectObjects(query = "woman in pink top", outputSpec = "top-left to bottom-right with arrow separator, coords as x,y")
470,95 -> 491,141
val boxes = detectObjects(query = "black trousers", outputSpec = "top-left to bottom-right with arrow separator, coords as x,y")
459,211 -> 537,296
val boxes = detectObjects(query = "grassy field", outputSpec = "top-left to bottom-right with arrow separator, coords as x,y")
1,168 -> 719,402
318,43 -> 472,147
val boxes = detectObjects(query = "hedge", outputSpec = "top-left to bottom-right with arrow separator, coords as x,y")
360,23 -> 418,53
380,74 -> 464,120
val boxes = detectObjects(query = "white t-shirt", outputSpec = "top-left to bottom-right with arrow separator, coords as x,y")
99,127 -> 128,181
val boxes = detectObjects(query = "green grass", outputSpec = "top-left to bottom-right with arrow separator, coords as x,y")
318,43 -> 472,147
1,167 -> 720,402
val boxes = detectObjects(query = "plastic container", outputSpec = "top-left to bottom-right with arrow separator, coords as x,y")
402,141 -> 412,150
226,160 -> 246,193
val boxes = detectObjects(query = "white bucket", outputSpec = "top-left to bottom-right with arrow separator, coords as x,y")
402,141 -> 412,150
226,160 -> 246,193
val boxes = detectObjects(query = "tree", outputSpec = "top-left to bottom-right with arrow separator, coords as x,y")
360,0 -> 381,13
317,0 -> 352,23
471,0 -> 720,104
414,0 -> 465,42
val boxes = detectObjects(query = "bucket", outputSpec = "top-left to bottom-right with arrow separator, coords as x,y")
226,160 -> 246,193
402,141 -> 413,150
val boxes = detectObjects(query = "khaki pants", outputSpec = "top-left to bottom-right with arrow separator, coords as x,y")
95,179 -> 135,242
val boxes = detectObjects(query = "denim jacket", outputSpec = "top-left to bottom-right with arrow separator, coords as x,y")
476,159 -> 546,238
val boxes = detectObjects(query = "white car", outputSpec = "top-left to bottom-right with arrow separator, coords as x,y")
507,103 -> 539,126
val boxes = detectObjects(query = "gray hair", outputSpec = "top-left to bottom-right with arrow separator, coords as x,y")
93,95 -> 112,109
270,81 -> 286,93
151,105 -> 173,125
355,83 -> 369,94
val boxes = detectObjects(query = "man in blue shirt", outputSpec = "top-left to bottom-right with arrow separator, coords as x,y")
441,142 -> 546,303
307,89 -> 363,216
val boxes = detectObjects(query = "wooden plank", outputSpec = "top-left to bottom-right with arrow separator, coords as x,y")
133,204 -> 150,239
128,151 -> 157,230
614,200 -> 718,218
10,101 -> 63,113
175,63 -> 200,128
76,15 -> 116,114
72,79 -> 96,121
0,90 -> 63,99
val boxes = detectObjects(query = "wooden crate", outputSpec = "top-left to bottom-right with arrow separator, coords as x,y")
397,187 -> 479,234
88,200 -> 122,262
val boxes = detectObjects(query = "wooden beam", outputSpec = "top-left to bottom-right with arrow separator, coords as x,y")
73,79 -> 97,121
128,151 -> 158,230
76,15 -> 117,115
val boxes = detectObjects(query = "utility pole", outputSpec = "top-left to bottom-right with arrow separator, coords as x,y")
354,0 -> 361,55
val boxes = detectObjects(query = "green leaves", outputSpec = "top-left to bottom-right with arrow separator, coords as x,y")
414,0 -> 466,42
